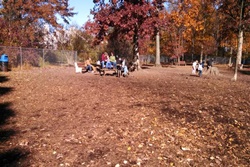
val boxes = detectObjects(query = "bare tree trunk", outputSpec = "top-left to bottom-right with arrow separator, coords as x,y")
229,47 -> 233,65
232,29 -> 243,81
232,0 -> 244,81
191,37 -> 195,61
182,37 -> 184,61
200,44 -> 203,63
133,27 -> 141,70
155,31 -> 161,67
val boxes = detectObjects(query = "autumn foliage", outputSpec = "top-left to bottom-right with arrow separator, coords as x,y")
0,0 -> 75,47
86,0 -> 250,64
0,0 -> 250,65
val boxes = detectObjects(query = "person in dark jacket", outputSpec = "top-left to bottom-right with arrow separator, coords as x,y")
207,59 -> 213,70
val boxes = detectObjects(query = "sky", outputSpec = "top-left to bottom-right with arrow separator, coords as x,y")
67,0 -> 94,26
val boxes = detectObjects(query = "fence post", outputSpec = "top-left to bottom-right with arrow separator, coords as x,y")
42,49 -> 44,68
61,50 -> 63,66
20,47 -> 22,70
75,51 -> 77,63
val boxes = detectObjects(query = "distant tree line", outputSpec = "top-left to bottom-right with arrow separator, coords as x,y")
86,1 -> 250,64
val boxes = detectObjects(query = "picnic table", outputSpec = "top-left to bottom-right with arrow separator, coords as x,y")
95,64 -> 123,77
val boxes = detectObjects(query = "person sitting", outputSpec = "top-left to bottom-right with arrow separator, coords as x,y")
101,52 -> 107,68
85,58 -> 96,73
109,52 -> 117,69
105,54 -> 112,69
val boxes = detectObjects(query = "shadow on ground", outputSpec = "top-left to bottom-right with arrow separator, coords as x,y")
239,69 -> 250,75
0,75 -> 30,166
0,76 -> 9,83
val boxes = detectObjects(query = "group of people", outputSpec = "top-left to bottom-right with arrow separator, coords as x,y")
98,52 -> 129,76
192,59 -> 213,77
101,52 -> 129,76
100,52 -> 117,69
192,60 -> 203,77
84,51 -> 129,76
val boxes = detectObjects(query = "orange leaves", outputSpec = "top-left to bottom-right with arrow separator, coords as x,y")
0,0 -> 76,47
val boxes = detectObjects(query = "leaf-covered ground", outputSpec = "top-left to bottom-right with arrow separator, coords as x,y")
0,65 -> 249,167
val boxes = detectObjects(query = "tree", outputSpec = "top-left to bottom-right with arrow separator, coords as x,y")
218,0 -> 250,81
172,0 -> 217,62
152,0 -> 168,67
0,0 -> 75,47
89,0 -> 168,67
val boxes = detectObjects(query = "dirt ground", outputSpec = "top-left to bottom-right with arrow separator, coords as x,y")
0,65 -> 249,167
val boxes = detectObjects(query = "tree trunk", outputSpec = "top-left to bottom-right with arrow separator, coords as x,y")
229,47 -> 233,65
232,30 -> 243,81
200,44 -> 203,63
155,31 -> 161,67
232,0 -> 244,81
191,37 -> 195,61
133,27 -> 141,70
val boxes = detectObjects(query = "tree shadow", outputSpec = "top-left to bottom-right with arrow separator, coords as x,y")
141,66 -> 151,69
239,69 -> 250,75
0,75 -> 30,166
0,102 -> 15,126
189,74 -> 200,77
0,87 -> 13,97
0,76 -> 9,83
0,148 -> 30,166
0,76 -> 12,96
0,129 -> 16,143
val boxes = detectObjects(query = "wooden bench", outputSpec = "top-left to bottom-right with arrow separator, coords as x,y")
228,64 -> 244,70
95,65 -> 118,76
243,64 -> 250,68
95,64 -> 127,77
178,61 -> 186,66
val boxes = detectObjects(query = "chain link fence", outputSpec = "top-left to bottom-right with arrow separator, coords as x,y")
0,46 -> 77,70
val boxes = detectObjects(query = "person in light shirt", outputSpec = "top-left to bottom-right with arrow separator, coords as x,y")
122,58 -> 129,76
109,52 -> 117,69
192,60 -> 198,74
198,62 -> 203,77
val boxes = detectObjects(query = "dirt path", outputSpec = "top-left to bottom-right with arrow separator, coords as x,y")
0,66 -> 249,166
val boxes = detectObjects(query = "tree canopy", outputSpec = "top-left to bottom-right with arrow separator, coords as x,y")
86,0 -> 250,67
0,0 -> 75,47
86,0 -> 167,60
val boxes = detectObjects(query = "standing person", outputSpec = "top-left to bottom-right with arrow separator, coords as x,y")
115,57 -> 123,77
109,52 -> 117,69
201,61 -> 205,68
198,62 -> 203,77
207,58 -> 213,70
192,60 -> 198,74
116,57 -> 123,70
122,58 -> 129,76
